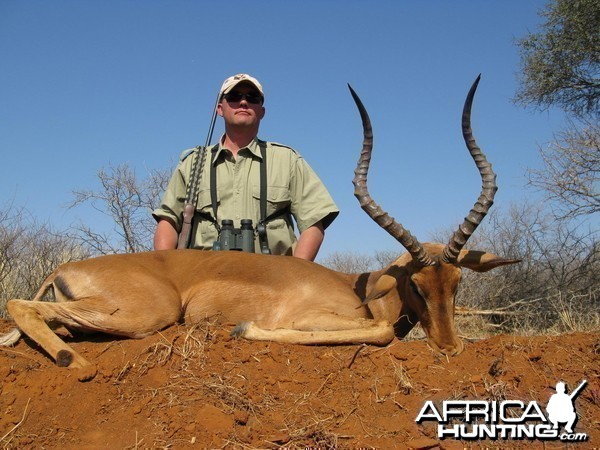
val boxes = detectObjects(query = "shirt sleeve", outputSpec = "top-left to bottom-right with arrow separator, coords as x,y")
289,155 -> 339,233
152,153 -> 194,231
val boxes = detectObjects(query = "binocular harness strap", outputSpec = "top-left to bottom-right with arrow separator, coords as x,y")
257,142 -> 291,225
259,141 -> 268,224
210,146 -> 220,232
208,141 -> 273,228
204,141 -> 288,253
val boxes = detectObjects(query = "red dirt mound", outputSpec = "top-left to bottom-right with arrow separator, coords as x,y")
0,319 -> 598,449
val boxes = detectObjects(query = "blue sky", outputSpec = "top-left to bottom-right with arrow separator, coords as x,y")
0,1 -> 566,258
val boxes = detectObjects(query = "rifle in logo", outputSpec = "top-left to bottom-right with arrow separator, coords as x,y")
570,380 -> 588,399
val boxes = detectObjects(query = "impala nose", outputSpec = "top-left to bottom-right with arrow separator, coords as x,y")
428,337 -> 464,356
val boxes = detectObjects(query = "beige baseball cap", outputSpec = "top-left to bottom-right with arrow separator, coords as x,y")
219,73 -> 264,98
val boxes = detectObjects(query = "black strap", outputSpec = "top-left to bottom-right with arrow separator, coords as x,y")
204,141 -> 287,236
209,141 -> 272,225
195,210 -> 219,227
259,141 -> 268,223
209,146 -> 219,231
257,142 -> 291,225
260,205 -> 291,224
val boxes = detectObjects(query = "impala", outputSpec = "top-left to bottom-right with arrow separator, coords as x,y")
0,76 -> 519,380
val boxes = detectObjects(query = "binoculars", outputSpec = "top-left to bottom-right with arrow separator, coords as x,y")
212,219 -> 271,254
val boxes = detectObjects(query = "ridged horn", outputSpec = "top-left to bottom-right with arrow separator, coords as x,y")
349,84 -> 435,267
441,75 -> 498,263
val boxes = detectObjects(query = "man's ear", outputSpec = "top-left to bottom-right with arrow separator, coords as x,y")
259,106 -> 266,119
216,102 -> 224,117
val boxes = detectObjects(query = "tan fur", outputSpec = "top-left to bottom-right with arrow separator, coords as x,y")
1,244 -> 518,380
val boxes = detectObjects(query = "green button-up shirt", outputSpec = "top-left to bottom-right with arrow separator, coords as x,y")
153,138 -> 339,255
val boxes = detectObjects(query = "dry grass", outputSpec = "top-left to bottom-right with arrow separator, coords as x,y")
389,357 -> 413,395
109,320 -> 362,448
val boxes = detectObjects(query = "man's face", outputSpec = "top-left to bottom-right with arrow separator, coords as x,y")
217,83 -> 265,129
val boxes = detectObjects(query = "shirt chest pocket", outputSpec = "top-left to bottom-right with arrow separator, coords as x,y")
190,188 -> 219,247
252,185 -> 291,218
196,188 -> 219,215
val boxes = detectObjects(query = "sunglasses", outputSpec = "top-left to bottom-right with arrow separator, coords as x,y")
223,91 -> 263,105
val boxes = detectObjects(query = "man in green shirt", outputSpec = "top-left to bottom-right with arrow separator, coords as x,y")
153,74 -> 339,260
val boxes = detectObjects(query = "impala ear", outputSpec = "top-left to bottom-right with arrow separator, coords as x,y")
456,250 -> 521,272
363,274 -> 397,305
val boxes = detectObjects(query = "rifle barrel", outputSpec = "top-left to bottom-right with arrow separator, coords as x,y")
176,91 -> 221,249
569,379 -> 587,400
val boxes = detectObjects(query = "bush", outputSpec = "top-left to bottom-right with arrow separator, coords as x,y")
0,204 -> 90,317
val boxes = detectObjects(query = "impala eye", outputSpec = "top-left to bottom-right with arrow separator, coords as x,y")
409,280 -> 423,298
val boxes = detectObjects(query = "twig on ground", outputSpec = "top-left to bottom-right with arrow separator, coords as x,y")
347,344 -> 366,369
0,347 -> 44,364
0,397 -> 31,444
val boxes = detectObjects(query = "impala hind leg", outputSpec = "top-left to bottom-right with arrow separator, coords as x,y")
7,299 -> 98,380
232,315 -> 395,346
7,296 -> 181,380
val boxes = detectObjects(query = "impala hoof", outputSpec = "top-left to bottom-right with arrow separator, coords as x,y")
56,349 -> 73,367
56,349 -> 97,381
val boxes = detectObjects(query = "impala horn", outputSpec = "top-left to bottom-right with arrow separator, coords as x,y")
441,75 -> 497,263
349,84 -> 435,267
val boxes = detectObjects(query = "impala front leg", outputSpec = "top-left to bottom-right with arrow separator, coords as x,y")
232,314 -> 394,346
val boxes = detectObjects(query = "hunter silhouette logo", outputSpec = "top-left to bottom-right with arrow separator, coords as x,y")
415,379 -> 588,442
547,380 -> 587,434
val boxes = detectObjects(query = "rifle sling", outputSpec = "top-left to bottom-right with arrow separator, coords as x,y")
177,145 -> 208,249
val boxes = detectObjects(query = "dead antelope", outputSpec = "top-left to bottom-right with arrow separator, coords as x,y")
0,76 -> 518,381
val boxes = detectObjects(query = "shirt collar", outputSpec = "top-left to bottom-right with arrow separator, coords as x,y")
212,136 -> 263,164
